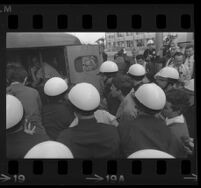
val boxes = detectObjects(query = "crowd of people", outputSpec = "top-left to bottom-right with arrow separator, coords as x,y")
6,40 -> 195,159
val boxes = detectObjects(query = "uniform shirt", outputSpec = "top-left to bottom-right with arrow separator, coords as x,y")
42,102 -> 75,140
57,118 -> 120,158
6,83 -> 46,135
118,115 -> 187,158
7,129 -> 49,158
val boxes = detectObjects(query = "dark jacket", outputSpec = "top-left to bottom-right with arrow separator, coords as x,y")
118,115 -> 187,158
57,118 -> 120,158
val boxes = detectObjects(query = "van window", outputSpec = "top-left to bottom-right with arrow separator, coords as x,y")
74,55 -> 99,72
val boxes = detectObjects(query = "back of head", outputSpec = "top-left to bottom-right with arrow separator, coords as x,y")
127,149 -> 175,158
166,89 -> 190,114
6,94 -> 24,129
24,141 -> 74,159
7,65 -> 28,84
134,83 -> 166,114
44,77 -> 68,97
112,75 -> 133,96
99,60 -> 118,74
68,83 -> 100,113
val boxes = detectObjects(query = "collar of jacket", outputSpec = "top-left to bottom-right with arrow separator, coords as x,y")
166,114 -> 185,126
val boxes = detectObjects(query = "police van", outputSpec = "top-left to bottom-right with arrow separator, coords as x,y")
6,33 -> 103,90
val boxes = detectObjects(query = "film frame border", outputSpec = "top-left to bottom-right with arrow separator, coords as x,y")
0,3 -> 198,185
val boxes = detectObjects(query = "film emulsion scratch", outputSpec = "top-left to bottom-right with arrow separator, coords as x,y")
0,3 -> 197,185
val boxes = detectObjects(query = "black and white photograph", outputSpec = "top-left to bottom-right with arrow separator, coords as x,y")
6,32 -> 195,159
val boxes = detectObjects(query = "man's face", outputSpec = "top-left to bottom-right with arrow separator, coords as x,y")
110,84 -> 121,98
185,48 -> 194,57
148,44 -> 154,50
162,101 -> 175,118
136,59 -> 144,66
170,47 -> 176,57
174,55 -> 184,66
32,57 -> 40,68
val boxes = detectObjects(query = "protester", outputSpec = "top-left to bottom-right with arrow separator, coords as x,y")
42,77 -> 75,140
118,83 -> 188,158
6,94 -> 49,158
162,89 -> 193,155
143,40 -> 157,63
6,65 -> 47,136
57,83 -> 120,158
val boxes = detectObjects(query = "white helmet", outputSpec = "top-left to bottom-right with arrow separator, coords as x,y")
135,83 -> 166,110
184,79 -> 194,92
127,64 -> 146,76
68,83 -> 100,111
6,94 -> 24,129
24,141 -> 74,159
99,61 -> 118,73
127,149 -> 175,158
44,77 -> 68,96
154,67 -> 179,80
147,39 -> 154,45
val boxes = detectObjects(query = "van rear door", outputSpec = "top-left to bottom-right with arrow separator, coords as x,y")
65,45 -> 102,91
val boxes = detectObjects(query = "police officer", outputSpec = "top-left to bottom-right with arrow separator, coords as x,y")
24,141 -> 74,158
57,83 -> 120,158
42,77 -> 75,140
98,60 -> 120,115
116,64 -> 147,122
118,83 -> 187,158
6,94 -> 49,158
154,67 -> 180,92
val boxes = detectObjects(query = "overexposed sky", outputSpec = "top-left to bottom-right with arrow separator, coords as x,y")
68,32 -> 105,44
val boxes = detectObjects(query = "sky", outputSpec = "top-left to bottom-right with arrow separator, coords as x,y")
67,32 -> 105,44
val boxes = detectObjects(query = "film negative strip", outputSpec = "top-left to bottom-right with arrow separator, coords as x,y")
0,3 -> 198,185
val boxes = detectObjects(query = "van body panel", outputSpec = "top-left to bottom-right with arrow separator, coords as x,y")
66,45 -> 102,91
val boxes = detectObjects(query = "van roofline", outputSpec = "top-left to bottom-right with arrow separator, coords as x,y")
6,33 -> 82,49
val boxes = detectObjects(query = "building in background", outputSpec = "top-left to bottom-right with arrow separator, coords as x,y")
105,32 -> 194,53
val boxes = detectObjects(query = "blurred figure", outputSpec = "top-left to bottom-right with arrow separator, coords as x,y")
6,94 -> 49,158
42,77 -> 75,140
154,67 -> 180,93
143,40 -> 157,63
118,83 -> 188,158
165,42 -> 178,66
184,44 -> 194,79
6,65 -> 47,136
24,141 -> 74,159
57,83 -> 120,158
114,48 -> 131,74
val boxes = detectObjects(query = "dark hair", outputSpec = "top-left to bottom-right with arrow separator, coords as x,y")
112,75 -> 132,96
136,55 -> 144,60
185,44 -> 194,50
166,89 -> 190,114
128,74 -> 145,81
173,52 -> 184,58
7,65 -> 28,83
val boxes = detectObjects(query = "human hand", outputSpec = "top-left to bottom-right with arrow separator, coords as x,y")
24,119 -> 36,135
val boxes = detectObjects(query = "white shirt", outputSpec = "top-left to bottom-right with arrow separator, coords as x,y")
184,55 -> 194,78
